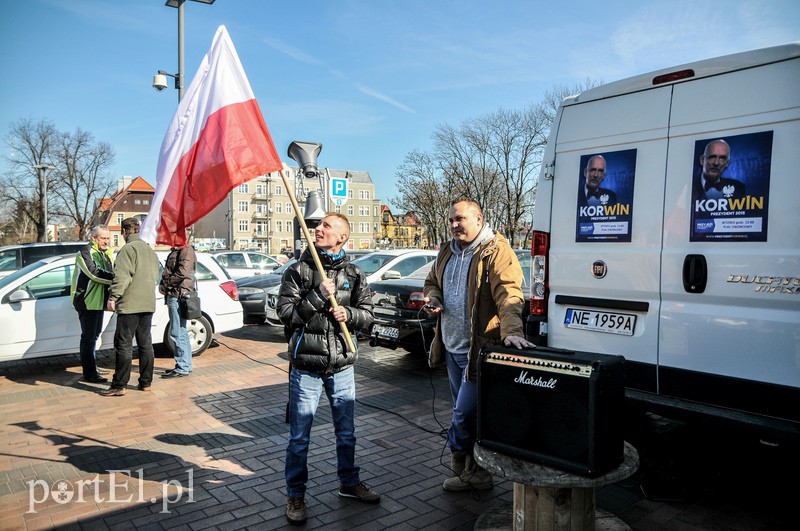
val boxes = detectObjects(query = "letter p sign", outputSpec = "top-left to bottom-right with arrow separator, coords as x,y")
330,177 -> 348,206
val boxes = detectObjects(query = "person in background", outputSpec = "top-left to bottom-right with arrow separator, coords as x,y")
277,213 -> 378,526
159,230 -> 197,379
424,197 -> 533,491
100,218 -> 159,396
70,225 -> 114,384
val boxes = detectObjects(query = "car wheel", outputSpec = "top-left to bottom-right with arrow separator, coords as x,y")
164,314 -> 213,356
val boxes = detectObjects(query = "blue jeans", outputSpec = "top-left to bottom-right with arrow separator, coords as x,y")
166,295 -> 192,374
285,366 -> 360,497
446,350 -> 477,453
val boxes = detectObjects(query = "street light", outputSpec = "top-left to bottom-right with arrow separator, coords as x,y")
33,163 -> 57,242
153,0 -> 216,102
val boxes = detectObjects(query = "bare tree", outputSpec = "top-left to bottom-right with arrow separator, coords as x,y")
391,150 -> 454,247
2,119 -> 115,242
392,81 -> 601,248
1,119 -> 58,241
49,128 -> 116,239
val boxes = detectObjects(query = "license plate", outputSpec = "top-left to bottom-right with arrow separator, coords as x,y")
266,307 -> 278,320
373,324 -> 399,339
564,308 -> 636,336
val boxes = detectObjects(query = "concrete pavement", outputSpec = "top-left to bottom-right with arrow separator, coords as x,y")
0,324 -> 793,530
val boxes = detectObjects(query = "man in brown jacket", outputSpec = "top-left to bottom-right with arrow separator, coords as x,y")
424,197 -> 533,491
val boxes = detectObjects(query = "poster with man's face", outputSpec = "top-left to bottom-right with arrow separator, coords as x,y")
689,131 -> 772,242
575,148 -> 637,243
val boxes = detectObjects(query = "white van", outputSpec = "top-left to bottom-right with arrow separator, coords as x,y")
526,42 -> 800,442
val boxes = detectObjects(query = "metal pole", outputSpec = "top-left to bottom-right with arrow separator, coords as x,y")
41,168 -> 48,242
177,0 -> 185,101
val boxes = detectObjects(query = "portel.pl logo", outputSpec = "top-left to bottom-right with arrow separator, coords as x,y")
27,468 -> 194,514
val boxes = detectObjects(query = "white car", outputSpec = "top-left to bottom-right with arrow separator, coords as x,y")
0,252 -> 243,362
351,249 -> 437,284
210,251 -> 282,279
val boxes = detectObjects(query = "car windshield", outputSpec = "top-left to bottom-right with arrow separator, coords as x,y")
407,261 -> 434,280
271,259 -> 296,275
351,253 -> 394,275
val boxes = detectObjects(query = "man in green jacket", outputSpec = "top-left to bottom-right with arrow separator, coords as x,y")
70,225 -> 114,383
100,218 -> 159,396
424,197 -> 533,491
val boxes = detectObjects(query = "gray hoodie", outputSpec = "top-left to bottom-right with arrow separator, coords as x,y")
441,223 -> 494,357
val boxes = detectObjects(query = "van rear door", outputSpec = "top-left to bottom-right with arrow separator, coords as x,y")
545,87 -> 672,393
658,56 -> 800,420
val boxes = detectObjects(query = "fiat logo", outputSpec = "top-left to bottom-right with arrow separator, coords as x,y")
592,260 -> 607,279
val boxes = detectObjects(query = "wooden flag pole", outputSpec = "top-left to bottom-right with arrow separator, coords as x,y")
279,171 -> 356,353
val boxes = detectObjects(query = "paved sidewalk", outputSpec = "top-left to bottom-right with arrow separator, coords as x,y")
0,325 -> 794,530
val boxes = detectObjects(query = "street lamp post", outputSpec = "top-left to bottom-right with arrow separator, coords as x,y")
33,163 -> 57,242
155,0 -> 216,102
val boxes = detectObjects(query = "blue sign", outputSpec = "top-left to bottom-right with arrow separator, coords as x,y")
330,177 -> 348,206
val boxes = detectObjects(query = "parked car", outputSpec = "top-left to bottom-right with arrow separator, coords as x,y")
236,259 -> 297,325
368,261 -> 436,353
210,251 -> 282,279
263,250 -> 438,330
0,252 -> 243,362
350,249 -> 437,284
368,249 -> 531,353
0,242 -> 87,279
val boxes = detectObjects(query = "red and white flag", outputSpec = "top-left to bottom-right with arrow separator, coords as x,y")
142,25 -> 283,247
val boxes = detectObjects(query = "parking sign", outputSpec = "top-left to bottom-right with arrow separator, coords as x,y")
330,177 -> 348,206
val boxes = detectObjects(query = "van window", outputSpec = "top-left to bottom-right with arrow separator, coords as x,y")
0,249 -> 21,273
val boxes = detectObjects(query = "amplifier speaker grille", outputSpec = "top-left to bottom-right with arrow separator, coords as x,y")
477,346 -> 625,477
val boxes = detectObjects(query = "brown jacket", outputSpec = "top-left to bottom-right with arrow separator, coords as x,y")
159,245 -> 197,298
424,231 -> 525,380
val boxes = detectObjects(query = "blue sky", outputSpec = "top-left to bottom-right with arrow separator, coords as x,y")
1,0 -> 798,210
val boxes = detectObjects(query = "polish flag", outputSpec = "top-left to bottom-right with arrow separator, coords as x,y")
141,25 -> 283,247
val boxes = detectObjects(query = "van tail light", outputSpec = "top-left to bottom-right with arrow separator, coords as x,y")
530,230 -> 549,316
220,280 -> 239,301
407,292 -> 426,310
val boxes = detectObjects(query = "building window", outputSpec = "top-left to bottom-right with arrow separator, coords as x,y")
286,202 -> 291,213
359,190 -> 370,200
275,203 -> 282,214
276,220 -> 283,232
256,184 -> 267,196
348,189 -> 354,199
275,185 -> 283,195
359,205 -> 370,216
238,201 -> 249,212
359,222 -> 370,233
238,183 -> 249,193
143,199 -> 149,205
238,220 -> 249,232
116,213 -> 124,225
134,199 -> 141,205
348,205 -> 354,216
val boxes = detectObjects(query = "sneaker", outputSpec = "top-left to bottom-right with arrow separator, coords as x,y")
82,376 -> 108,384
98,387 -> 125,397
161,371 -> 187,379
137,385 -> 151,392
338,482 -> 380,504
286,496 -> 307,525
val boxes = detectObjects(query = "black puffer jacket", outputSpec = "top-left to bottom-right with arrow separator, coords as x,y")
277,248 -> 373,374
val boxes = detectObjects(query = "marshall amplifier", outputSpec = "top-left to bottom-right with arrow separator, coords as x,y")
477,345 -> 625,477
